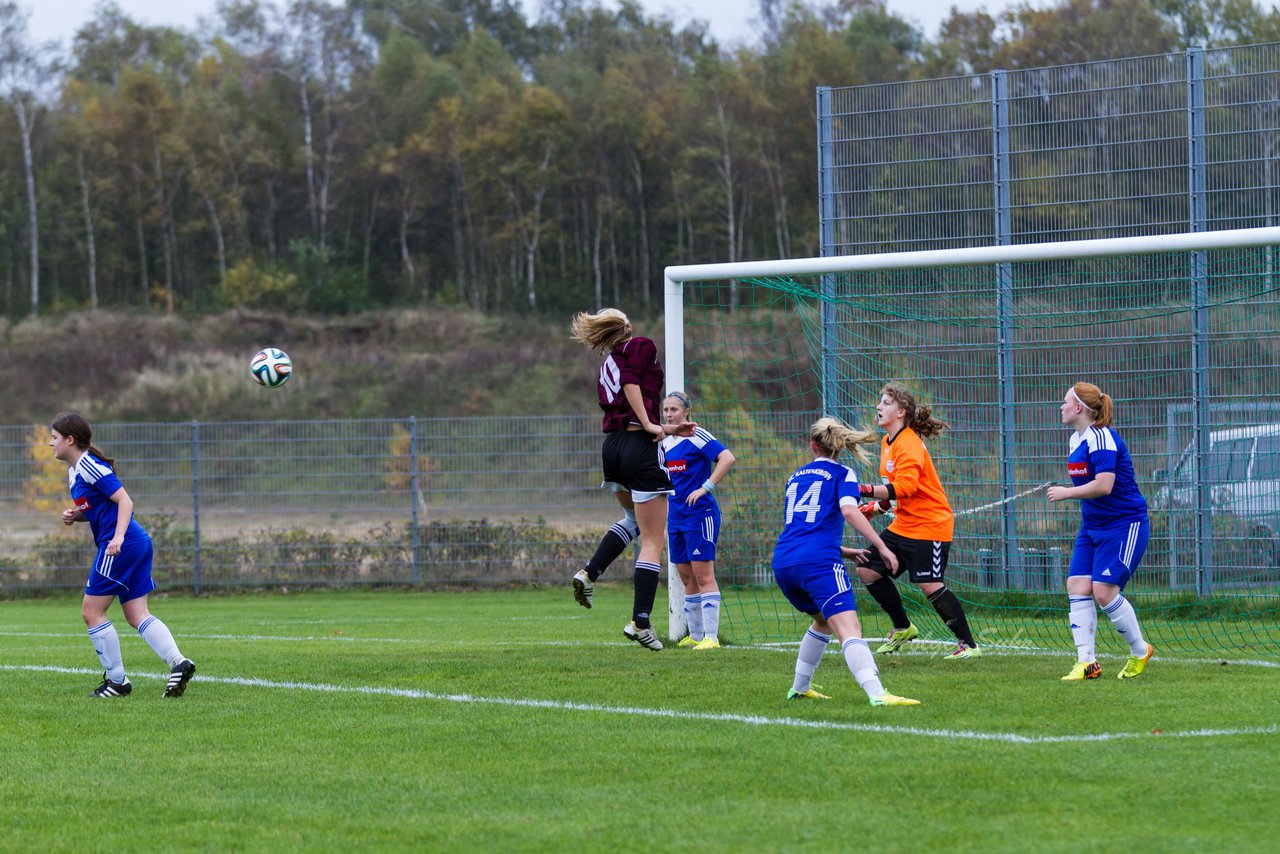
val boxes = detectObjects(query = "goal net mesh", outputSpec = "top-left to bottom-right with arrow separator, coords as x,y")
678,244 -> 1280,658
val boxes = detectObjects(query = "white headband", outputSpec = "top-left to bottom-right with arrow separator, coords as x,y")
1067,387 -> 1095,414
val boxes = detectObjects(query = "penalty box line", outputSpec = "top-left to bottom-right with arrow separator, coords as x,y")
4,663 -> 1277,746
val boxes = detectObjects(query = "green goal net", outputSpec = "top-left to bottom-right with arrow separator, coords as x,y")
665,231 -> 1280,660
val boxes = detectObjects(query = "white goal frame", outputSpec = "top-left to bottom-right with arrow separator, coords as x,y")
660,225 -> 1280,640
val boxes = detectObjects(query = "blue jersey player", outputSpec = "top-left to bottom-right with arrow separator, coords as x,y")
50,412 -> 196,698
660,392 -> 736,650
1047,384 -> 1155,681
772,417 -> 920,707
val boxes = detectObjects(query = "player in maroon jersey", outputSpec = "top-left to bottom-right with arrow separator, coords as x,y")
570,308 -> 695,650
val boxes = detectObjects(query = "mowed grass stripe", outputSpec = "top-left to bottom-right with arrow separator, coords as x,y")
5,663 -> 1276,746
4,628 -> 1278,670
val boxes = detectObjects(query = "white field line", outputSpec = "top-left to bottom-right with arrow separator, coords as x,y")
2,629 -> 1277,668
3,663 -> 1276,746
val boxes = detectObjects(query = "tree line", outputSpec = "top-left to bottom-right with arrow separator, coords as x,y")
0,0 -> 1277,318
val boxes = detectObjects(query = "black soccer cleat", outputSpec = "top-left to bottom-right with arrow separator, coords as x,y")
163,659 -> 196,698
89,675 -> 132,698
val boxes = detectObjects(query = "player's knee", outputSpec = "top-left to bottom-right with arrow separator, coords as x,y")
693,565 -> 717,588
618,511 -> 640,540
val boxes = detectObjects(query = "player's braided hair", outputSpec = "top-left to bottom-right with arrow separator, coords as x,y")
570,308 -> 633,353
1070,382 -> 1115,428
881,383 -> 949,439
51,411 -> 117,473
810,416 -> 878,466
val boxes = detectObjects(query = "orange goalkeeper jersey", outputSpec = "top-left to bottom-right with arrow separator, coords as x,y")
880,427 -> 954,542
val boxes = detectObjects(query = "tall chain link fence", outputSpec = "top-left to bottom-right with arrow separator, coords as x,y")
814,43 -> 1280,594
0,414 -> 813,593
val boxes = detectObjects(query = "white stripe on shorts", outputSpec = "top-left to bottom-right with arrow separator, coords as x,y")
1121,522 -> 1139,567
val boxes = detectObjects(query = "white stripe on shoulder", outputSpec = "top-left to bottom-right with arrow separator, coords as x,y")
1086,427 -> 1116,453
693,427 -> 717,444
77,455 -> 111,483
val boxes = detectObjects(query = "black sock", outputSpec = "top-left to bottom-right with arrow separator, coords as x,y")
864,575 -> 911,630
632,561 -> 662,628
584,522 -> 635,581
928,587 -> 976,647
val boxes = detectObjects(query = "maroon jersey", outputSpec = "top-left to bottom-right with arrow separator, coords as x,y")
597,337 -> 664,432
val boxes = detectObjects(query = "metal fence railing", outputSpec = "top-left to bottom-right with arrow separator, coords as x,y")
817,43 -> 1280,255
0,413 -> 813,592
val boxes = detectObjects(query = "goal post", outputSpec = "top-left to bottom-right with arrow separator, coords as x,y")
662,226 -> 1280,657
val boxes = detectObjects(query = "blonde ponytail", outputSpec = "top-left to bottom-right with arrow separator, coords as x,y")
810,416 -> 878,466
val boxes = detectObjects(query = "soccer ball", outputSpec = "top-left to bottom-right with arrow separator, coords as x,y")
250,347 -> 292,388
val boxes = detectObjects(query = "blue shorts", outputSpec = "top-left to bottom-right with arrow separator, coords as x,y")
1069,517 -> 1149,590
668,510 -> 720,563
773,561 -> 857,619
84,537 -> 156,603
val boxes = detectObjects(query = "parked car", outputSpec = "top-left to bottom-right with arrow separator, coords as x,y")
1152,424 -> 1280,537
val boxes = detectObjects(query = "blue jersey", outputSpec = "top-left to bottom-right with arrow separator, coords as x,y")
69,453 -> 149,547
771,458 -> 862,567
661,428 -> 728,528
1067,427 -> 1148,529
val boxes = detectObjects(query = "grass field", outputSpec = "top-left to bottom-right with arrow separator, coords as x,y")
2,585 -> 1278,852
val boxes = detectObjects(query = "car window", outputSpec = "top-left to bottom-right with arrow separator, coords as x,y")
1208,439 -> 1254,482
1254,435 -> 1280,480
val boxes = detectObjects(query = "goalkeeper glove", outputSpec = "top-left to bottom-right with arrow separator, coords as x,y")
860,499 -> 892,519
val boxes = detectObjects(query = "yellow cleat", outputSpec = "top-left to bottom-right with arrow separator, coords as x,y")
870,693 -> 921,707
943,643 -> 981,659
1118,643 -> 1154,679
875,623 -> 920,654
1061,661 -> 1102,681
692,638 -> 721,650
786,686 -> 830,700
676,636 -> 700,648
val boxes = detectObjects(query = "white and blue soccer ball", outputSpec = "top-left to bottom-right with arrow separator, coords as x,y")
250,347 -> 292,388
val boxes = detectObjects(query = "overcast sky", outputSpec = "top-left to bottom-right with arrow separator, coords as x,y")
26,0 -> 1023,49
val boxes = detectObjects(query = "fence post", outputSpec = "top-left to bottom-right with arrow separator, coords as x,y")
991,68 -> 1023,579
1187,45 -> 1214,595
410,416 -> 420,584
816,85 -> 843,419
191,419 -> 201,594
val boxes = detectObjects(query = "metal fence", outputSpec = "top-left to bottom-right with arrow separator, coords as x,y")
817,43 -> 1280,253
0,413 -> 815,593
811,44 -> 1280,594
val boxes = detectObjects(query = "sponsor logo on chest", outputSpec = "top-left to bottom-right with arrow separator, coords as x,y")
666,459 -> 688,473
885,460 -> 895,473
1067,461 -> 1089,478
75,497 -> 92,513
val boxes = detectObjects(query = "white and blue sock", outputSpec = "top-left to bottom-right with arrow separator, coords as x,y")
841,637 -> 885,700
138,616 -> 184,668
684,594 -> 704,641
791,628 -> 830,693
700,591 -> 722,641
1101,595 -> 1148,656
1069,596 -> 1097,663
88,620 -> 125,683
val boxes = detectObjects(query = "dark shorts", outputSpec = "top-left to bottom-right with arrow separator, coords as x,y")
601,430 -> 673,497
862,528 -> 950,585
